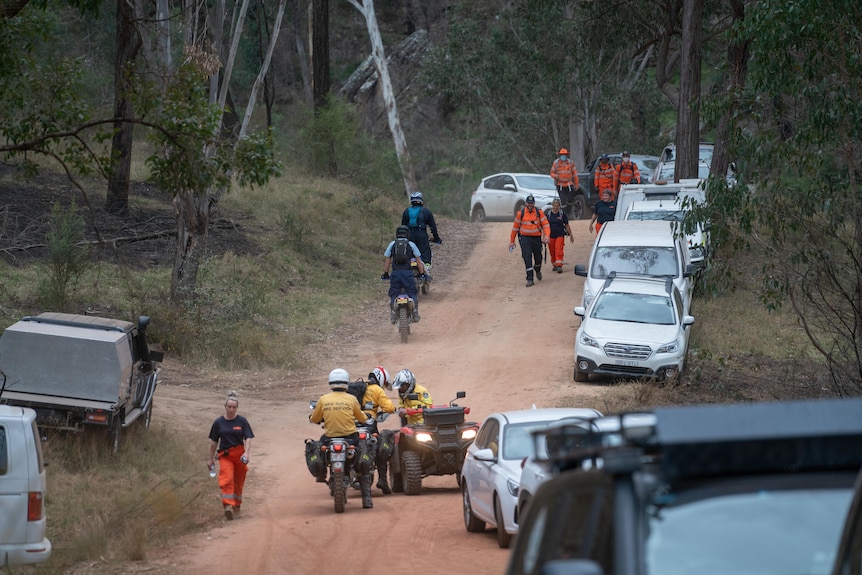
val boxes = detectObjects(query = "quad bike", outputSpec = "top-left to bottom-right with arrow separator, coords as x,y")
389,391 -> 479,496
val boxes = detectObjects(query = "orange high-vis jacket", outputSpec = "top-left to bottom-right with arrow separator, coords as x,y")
510,206 -> 550,242
594,162 -> 616,194
550,158 -> 579,188
613,161 -> 641,192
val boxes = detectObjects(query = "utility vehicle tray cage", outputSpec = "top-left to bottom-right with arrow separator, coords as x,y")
422,406 -> 465,427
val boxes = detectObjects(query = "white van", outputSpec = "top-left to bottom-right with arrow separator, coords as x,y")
574,220 -> 695,313
0,405 -> 51,567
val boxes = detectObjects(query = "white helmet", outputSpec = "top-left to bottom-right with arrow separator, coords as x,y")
369,366 -> 390,389
410,191 -> 424,206
393,369 -> 416,398
328,368 -> 350,391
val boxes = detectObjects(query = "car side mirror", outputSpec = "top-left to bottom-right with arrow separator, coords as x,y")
683,264 -> 695,278
456,391 -> 466,399
503,183 -> 515,191
574,264 -> 587,277
683,315 -> 695,327
574,307 -> 586,317
473,448 -> 497,462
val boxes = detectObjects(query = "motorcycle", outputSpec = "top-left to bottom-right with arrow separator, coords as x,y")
389,391 -> 479,496
307,400 -> 363,513
412,258 -> 430,295
393,292 -> 416,344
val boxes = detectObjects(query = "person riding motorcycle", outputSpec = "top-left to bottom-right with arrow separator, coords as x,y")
392,369 -> 433,426
401,191 -> 442,274
309,368 -> 376,508
361,366 -> 397,494
382,225 -> 426,323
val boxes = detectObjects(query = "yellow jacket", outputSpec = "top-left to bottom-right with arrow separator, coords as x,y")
361,383 -> 396,421
397,384 -> 433,425
309,391 -> 368,438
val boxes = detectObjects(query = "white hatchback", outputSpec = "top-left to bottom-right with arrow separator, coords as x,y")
470,173 -> 558,221
573,275 -> 695,382
460,407 -> 602,548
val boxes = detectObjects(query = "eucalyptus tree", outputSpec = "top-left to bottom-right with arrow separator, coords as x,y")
707,0 -> 862,393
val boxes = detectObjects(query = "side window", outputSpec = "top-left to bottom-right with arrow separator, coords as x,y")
673,289 -> 684,318
0,425 -> 7,475
486,176 -> 502,190
500,175 -> 515,190
475,419 -> 499,451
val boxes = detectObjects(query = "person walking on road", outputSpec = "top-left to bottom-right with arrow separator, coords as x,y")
547,198 -> 574,273
208,391 -> 254,521
550,148 -> 579,213
594,154 -> 616,200
589,189 -> 617,236
401,192 -> 442,275
509,194 -> 550,287
613,151 -> 641,194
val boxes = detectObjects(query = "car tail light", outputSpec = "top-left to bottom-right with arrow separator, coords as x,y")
28,492 -> 44,521
86,410 -> 109,424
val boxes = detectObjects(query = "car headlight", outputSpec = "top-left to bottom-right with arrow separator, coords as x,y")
461,428 -> 478,441
416,431 -> 434,442
579,332 -> 600,349
507,478 -> 519,497
656,340 -> 680,354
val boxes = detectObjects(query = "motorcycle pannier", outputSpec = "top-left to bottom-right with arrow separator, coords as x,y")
304,439 -> 325,478
422,406 -> 465,427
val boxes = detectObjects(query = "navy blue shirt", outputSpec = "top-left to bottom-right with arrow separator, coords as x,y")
209,415 -> 254,451
547,209 -> 569,238
594,200 -> 617,224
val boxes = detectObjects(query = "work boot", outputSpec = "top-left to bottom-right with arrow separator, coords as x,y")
390,307 -> 396,324
316,473 -> 327,483
526,280 -> 534,287
536,268 -> 543,281
360,474 -> 374,508
376,463 -> 392,494
224,505 -> 234,521
412,309 -> 420,322
557,266 -> 563,273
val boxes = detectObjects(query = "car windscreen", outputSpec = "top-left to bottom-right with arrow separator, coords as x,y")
627,210 -> 684,223
590,292 -> 675,325
503,421 -> 560,461
591,246 -> 678,279
645,473 -> 855,575
514,175 -> 556,191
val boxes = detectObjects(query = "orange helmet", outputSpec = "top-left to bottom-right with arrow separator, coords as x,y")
559,148 -> 569,155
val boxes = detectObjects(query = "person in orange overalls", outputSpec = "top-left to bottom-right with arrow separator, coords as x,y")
594,155 -> 616,199
550,148 -> 579,211
613,151 -> 641,194
208,391 -> 254,520
547,198 -> 574,273
509,195 -> 550,287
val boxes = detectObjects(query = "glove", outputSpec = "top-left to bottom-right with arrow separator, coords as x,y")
381,272 -> 390,280
433,238 -> 442,245
365,417 -> 375,426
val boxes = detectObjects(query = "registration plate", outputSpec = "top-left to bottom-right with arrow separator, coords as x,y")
615,360 -> 640,367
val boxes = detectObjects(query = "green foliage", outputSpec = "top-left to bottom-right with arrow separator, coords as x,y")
37,201 -> 90,311
703,0 -> 862,393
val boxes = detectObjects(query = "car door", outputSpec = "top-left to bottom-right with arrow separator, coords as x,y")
465,417 -> 500,522
496,174 -> 518,218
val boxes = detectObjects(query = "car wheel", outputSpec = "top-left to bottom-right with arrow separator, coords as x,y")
495,495 -> 512,548
570,194 -> 586,220
574,366 -> 588,382
471,205 -> 486,222
462,483 -> 485,533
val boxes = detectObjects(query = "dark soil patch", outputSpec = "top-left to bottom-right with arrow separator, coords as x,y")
0,162 -> 259,269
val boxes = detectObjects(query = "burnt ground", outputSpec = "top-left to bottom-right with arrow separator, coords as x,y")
0,162 -> 258,270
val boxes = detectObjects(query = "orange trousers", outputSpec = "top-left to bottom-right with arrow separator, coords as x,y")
548,236 -> 566,268
218,446 -> 248,509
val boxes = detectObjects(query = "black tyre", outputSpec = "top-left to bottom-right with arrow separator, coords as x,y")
471,206 -> 486,222
570,193 -> 587,220
108,417 -> 122,453
332,470 -> 346,513
389,463 -> 404,494
401,450 -> 423,495
398,308 -> 410,344
462,483 -> 485,533
420,281 -> 429,295
495,495 -> 512,548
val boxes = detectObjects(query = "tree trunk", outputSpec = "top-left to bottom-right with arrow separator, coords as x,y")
312,0 -> 330,112
347,0 -> 418,197
675,0 -> 703,181
711,0 -> 748,182
106,0 -> 141,216
170,189 -> 211,302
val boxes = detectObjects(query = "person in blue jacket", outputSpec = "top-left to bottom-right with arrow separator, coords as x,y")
401,192 -> 441,274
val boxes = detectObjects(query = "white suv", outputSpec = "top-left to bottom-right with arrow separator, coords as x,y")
573,275 -> 695,382
574,220 -> 695,313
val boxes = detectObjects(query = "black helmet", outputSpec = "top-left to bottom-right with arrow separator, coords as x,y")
396,225 -> 410,239
525,194 -> 535,204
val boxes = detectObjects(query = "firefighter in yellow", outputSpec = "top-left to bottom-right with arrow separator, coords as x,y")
363,366 -> 398,494
309,368 -> 376,508
393,369 -> 432,426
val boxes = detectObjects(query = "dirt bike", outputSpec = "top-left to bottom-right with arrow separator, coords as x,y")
308,400 -> 368,513
393,292 -> 416,344
389,391 -> 479,496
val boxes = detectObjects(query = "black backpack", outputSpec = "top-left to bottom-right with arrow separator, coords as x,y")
347,379 -> 368,406
392,238 -> 411,265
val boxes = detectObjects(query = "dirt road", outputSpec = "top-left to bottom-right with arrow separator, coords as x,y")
149,220 -> 599,575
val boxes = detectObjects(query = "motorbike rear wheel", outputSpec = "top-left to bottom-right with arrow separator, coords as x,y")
401,450 -> 423,495
332,470 -> 346,513
398,307 -> 410,344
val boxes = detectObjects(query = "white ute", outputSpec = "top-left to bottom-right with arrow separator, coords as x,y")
0,405 -> 51,567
